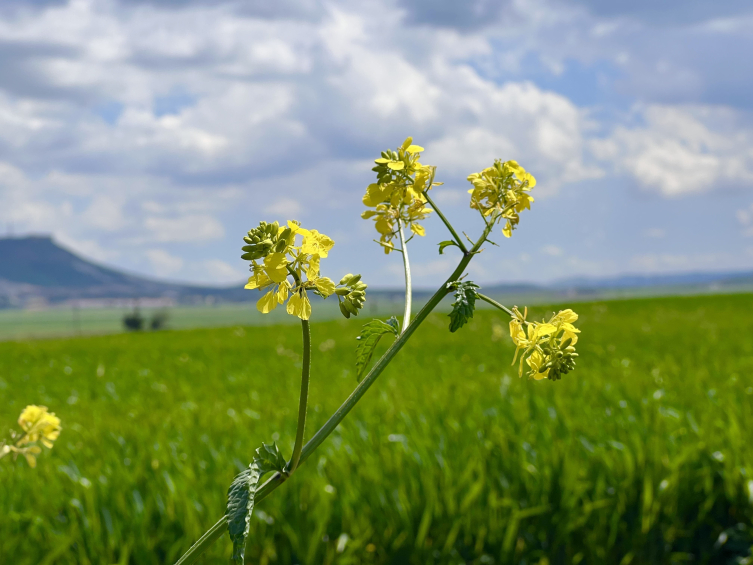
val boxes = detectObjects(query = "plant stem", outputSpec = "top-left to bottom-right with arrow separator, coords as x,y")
422,189 -> 468,253
397,217 -> 412,334
173,222 -> 495,565
477,293 -> 514,317
288,319 -> 310,474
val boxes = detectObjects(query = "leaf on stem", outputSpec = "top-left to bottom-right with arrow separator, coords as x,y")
447,281 -> 480,333
438,240 -> 459,255
355,317 -> 399,381
226,442 -> 286,564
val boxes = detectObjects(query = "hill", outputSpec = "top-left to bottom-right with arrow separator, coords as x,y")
1,234 -> 752,309
0,235 -> 246,307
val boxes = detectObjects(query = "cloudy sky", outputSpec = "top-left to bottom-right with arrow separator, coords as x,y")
1,0 -> 752,288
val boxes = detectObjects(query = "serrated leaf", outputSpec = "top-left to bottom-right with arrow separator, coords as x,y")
355,317 -> 399,381
447,281 -> 480,333
227,462 -> 261,564
438,240 -> 459,255
226,442 -> 286,564
256,442 -> 286,474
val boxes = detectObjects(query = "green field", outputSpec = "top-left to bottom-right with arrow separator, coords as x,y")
0,298 -> 408,341
1,294 -> 752,564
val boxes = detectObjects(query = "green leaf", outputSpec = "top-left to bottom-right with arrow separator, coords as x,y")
256,442 -> 286,474
447,281 -> 480,333
227,462 -> 261,564
438,240 -> 459,255
226,443 -> 286,564
355,317 -> 399,381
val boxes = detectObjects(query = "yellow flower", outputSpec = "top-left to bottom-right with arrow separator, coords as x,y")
18,405 -> 61,449
256,290 -> 278,314
468,159 -> 536,238
260,254 -> 286,283
362,137 -> 439,252
287,290 -> 312,320
242,220 -> 351,320
507,307 -> 580,381
301,230 -> 334,258
312,276 -> 336,298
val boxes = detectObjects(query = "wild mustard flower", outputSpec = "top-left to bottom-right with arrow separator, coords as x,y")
361,137 -> 441,253
509,307 -> 580,380
179,138 -> 585,565
468,159 -> 536,238
17,405 -> 62,448
242,220 -> 365,320
0,405 -> 61,468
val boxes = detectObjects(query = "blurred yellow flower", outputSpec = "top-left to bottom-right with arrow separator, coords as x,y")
1,405 -> 62,468
18,405 -> 61,449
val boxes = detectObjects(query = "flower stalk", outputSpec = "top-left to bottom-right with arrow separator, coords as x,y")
396,217 -> 412,333
174,139 -> 581,565
287,319 -> 310,474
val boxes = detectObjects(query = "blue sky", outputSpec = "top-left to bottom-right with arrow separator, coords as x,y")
0,0 -> 752,287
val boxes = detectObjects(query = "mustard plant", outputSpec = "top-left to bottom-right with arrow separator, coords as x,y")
1,405 -> 61,468
174,137 -> 582,564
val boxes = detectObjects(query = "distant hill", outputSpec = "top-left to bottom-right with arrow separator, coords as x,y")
1,235 -> 751,309
0,235 -> 246,308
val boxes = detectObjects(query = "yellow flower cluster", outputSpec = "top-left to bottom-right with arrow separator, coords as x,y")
509,307 -> 580,380
467,159 -> 536,238
1,405 -> 62,467
244,221 -> 336,320
361,137 -> 440,253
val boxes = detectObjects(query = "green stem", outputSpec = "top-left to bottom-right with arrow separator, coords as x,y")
422,190 -> 468,253
396,217 -> 412,333
173,223 -> 495,565
477,293 -> 514,317
288,319 -> 310,474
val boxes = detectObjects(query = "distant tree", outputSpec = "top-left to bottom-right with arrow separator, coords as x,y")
122,309 -> 144,331
150,310 -> 169,330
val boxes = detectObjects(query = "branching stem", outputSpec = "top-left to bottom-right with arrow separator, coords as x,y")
477,293 -> 514,317
422,189 -> 467,253
173,219 -> 496,565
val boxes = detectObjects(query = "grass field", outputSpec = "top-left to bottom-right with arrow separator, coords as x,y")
1,293 -> 752,564
0,297 -> 408,341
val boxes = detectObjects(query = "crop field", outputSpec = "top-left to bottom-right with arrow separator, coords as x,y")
0,296 -> 410,342
1,293 -> 752,564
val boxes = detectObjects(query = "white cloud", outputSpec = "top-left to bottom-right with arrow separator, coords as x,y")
144,214 -> 224,242
81,195 -> 127,231
542,245 -> 563,256
0,0 -> 752,287
146,248 -> 184,277
738,203 -> 753,236
197,259 -> 245,284
593,105 -> 753,196
265,197 -> 303,217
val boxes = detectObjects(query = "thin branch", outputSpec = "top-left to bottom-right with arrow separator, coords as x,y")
421,174 -> 468,253
477,293 -> 514,317
373,239 -> 403,254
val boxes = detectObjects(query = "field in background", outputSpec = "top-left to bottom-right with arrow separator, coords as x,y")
1,294 -> 753,564
5,285 -> 749,342
0,296 -> 408,341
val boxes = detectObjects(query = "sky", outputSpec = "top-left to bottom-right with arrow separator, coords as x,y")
0,0 -> 752,288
